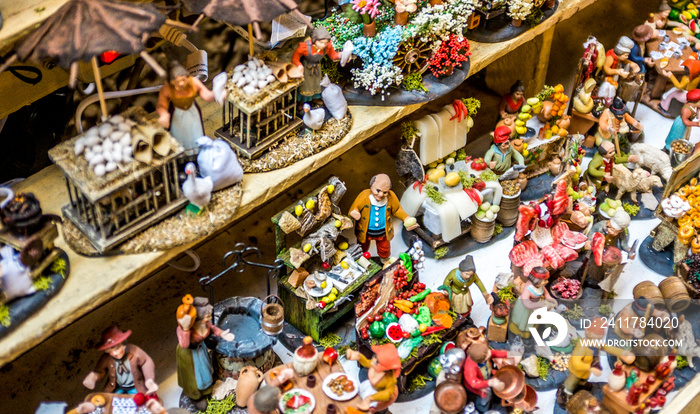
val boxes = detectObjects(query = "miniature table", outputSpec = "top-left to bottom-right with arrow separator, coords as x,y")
602,365 -> 664,414
646,31 -> 694,99
76,392 -> 150,414
264,360 -> 362,414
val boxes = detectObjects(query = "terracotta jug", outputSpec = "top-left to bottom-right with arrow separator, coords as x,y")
548,157 -> 562,175
176,294 -> 197,330
236,366 -> 263,407
517,173 -> 528,191
293,336 -> 318,377
608,363 -> 626,392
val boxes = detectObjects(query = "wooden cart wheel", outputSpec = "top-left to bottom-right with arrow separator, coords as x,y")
19,237 -> 43,267
392,39 -> 434,75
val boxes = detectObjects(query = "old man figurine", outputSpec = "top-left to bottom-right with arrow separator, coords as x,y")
585,140 -> 639,191
587,210 -> 633,254
349,174 -> 418,259
442,255 -> 493,315
83,326 -> 158,395
484,126 -> 525,175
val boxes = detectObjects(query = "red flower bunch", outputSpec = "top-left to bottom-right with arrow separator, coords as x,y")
429,35 -> 471,77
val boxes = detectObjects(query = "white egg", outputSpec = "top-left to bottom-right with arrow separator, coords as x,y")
110,130 -> 125,141
74,141 -> 85,156
84,136 -> 100,147
94,163 -> 106,177
112,149 -> 123,163
103,150 -> 113,162
88,154 -> 104,167
236,77 -> 247,88
242,85 -> 257,96
266,75 -> 275,83
231,72 -> 242,83
93,144 -> 103,154
248,71 -> 258,82
123,146 -> 133,157
109,115 -> 124,125
98,123 -> 113,138
119,134 -> 131,147
85,126 -> 99,137
102,139 -> 113,151
123,153 -> 133,163
234,64 -> 245,73
258,81 -> 268,89
105,161 -> 117,172
247,61 -> 257,71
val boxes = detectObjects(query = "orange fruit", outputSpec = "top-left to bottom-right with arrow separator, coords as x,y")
554,84 -> 564,93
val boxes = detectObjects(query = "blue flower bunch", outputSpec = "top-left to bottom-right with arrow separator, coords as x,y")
353,26 -> 404,67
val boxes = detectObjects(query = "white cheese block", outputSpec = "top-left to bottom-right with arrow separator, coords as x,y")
444,188 -> 478,220
414,115 -> 440,165
425,199 -> 461,242
400,183 -> 428,217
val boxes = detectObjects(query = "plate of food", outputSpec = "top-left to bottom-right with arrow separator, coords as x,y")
304,276 -> 333,298
279,388 -> 315,414
322,372 -> 359,401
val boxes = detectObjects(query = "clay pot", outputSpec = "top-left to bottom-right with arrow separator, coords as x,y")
493,365 -> 526,401
558,114 -> 571,130
395,11 -> 409,26
548,157 -> 562,175
176,294 -> 197,330
363,21 -> 377,37
512,18 -> 522,27
545,0 -> 556,8
443,65 -> 454,77
510,136 -> 524,153
236,366 -> 263,408
517,173 -> 528,191
434,380 -> 467,414
293,336 -> 318,376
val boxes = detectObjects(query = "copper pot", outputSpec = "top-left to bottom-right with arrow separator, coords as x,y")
434,381 -> 467,414
493,365 -> 525,401
514,385 -> 537,411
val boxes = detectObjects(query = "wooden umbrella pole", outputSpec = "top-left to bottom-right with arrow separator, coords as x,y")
614,131 -> 621,157
91,56 -> 108,120
248,24 -> 255,57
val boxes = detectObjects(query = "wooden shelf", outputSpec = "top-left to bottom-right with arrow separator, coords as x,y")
0,0 -> 596,369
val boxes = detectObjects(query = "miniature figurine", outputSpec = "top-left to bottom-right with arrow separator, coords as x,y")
432,347 -> 467,414
348,174 -> 418,260
292,27 -> 341,104
498,80 -> 526,120
587,210 -> 633,255
508,267 -> 558,342
611,165 -> 662,203
302,103 -> 326,130
630,24 -> 654,74
584,141 -> 639,191
659,60 -> 700,114
346,345 -> 401,413
614,297 -> 670,340
463,342 -> 507,412
442,255 -> 493,315
602,37 -> 641,80
664,89 -> 700,150
561,318 -> 635,402
594,97 -> 644,147
484,126 -> 525,175
182,162 -> 213,214
176,296 -> 235,410
247,385 -> 281,414
156,61 -> 215,150
573,78 -> 597,114
82,326 -> 159,395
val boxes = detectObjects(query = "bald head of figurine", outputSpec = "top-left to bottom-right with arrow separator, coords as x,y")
370,174 -> 392,203
598,141 -> 616,160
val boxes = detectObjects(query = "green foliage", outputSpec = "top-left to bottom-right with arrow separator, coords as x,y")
497,284 -> 516,304
337,341 -> 355,357
426,186 -> 446,204
33,276 -> 52,291
537,356 -> 550,380
51,258 -> 67,277
401,122 -> 419,141
406,374 -> 432,393
0,304 -> 10,327
321,57 -> 342,84
526,7 -> 544,27
196,395 -> 236,414
480,170 -> 498,182
565,304 -> 585,320
318,333 -> 342,348
461,98 -> 481,117
570,336 -> 580,349
677,355 -> 689,370
423,333 -> 444,346
455,148 -> 468,161
623,203 -> 640,217
434,246 -> 449,260
598,304 -> 613,316
401,346 -> 420,364
457,171 -> 478,189
494,223 -> 503,236
370,337 -> 392,346
403,72 -> 429,93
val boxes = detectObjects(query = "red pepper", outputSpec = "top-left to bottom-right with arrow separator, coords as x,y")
421,326 -> 447,336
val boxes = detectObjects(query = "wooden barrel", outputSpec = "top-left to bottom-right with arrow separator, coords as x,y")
261,295 -> 284,336
497,193 -> 521,227
633,334 -> 667,372
471,217 -> 495,243
633,281 -> 665,309
659,276 -> 691,312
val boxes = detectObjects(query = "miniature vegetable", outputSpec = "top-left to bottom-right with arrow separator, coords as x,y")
369,321 -> 386,338
322,347 -> 339,365
415,306 -> 432,325
386,323 -> 404,343
410,289 -> 431,302
432,311 -> 453,329
470,158 -> 487,171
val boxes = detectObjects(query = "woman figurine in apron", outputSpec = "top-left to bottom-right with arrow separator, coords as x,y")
157,61 -> 215,150
498,80 -> 526,120
665,88 -> 700,150
292,27 -> 341,104
176,297 -> 235,411
508,267 -> 558,343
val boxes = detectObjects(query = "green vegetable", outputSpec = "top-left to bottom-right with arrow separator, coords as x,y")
598,304 -> 613,316
401,122 -> 419,142
536,85 -> 555,101
370,321 -> 386,338
494,223 -> 503,236
410,289 -> 431,302
457,171 -> 478,189
415,306 -> 432,325
50,258 -> 67,277
406,374 -> 432,393
426,186 -> 446,204
623,202 -> 640,217
537,356 -> 550,380
33,276 -> 52,291
461,98 -> 481,117
383,312 -> 399,324
195,394 -> 235,414
434,246 -> 449,260
480,170 -> 498,182
677,355 -> 689,370
496,284 -> 516,304
565,304 -> 585,320
399,252 -> 414,281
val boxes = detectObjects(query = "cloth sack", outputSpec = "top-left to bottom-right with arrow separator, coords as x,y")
196,137 -> 243,191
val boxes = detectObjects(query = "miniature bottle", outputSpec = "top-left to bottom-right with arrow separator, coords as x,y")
293,336 -> 318,376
